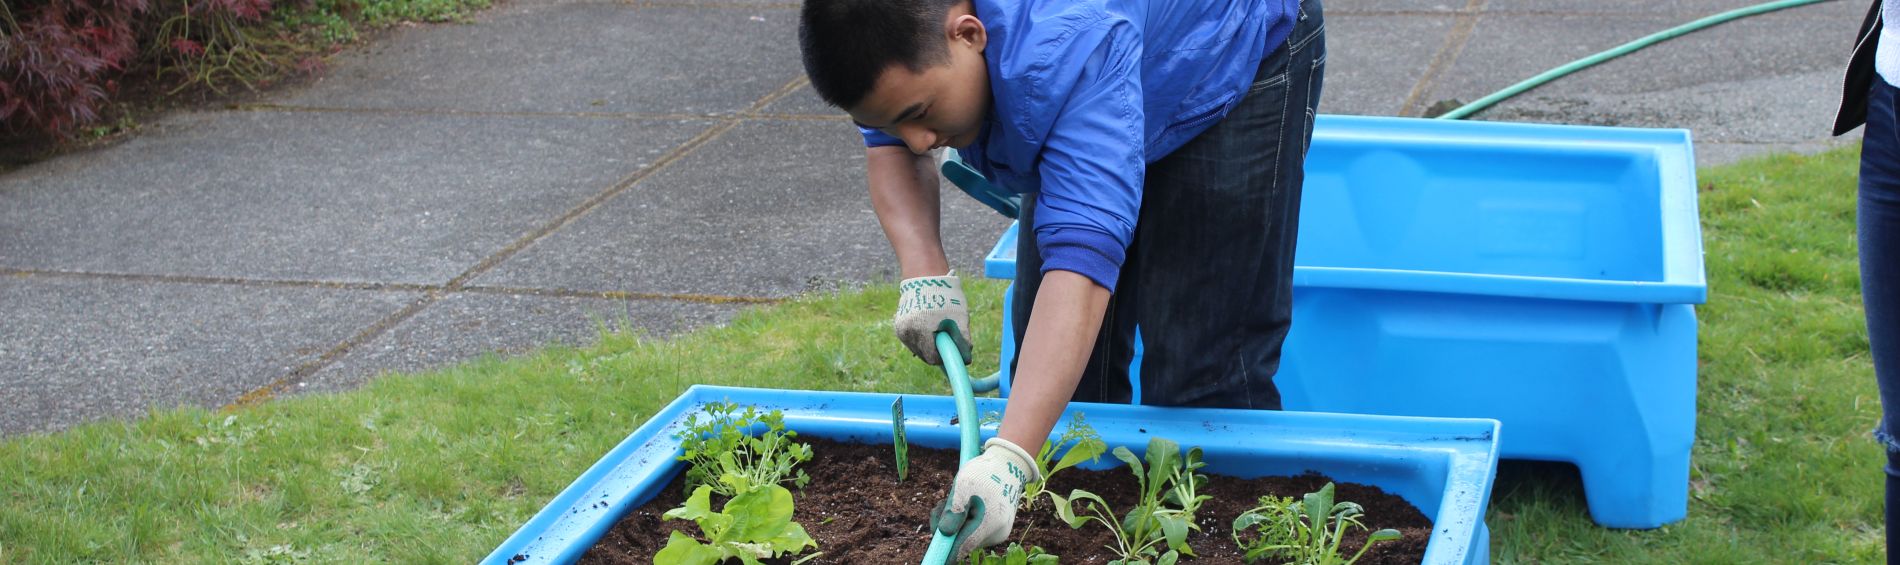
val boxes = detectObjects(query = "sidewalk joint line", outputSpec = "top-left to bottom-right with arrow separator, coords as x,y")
1399,0 -> 1487,117
0,268 -> 438,293
743,76 -> 812,116
225,291 -> 442,410
461,285 -> 782,305
746,113 -> 849,122
629,1 -> 799,9
0,267 -> 780,304
232,103 -> 721,122
436,121 -> 738,292
222,76 -> 810,403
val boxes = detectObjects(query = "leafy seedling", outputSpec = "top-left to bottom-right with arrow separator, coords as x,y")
1230,482 -> 1401,565
674,401 -> 813,497
1023,414 -> 1107,511
655,475 -> 820,565
1051,437 -> 1205,565
966,542 -> 1061,565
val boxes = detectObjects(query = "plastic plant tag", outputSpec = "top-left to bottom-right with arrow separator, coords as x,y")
891,397 -> 909,482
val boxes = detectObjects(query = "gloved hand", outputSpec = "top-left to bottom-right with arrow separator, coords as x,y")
932,438 -> 1040,558
894,271 -> 972,365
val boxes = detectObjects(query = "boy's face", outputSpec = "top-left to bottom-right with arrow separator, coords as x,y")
847,7 -> 990,155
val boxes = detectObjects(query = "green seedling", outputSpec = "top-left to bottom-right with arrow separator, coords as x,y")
1162,443 -> 1210,530
655,474 -> 820,565
1230,482 -> 1401,565
1023,414 -> 1107,511
1051,437 -> 1205,565
674,401 -> 813,497
966,542 -> 1061,565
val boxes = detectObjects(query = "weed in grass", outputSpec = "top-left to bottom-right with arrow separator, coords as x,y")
338,463 -> 378,496
238,540 -> 312,564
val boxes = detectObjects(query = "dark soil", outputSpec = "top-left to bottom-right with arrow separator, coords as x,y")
581,438 -> 1431,564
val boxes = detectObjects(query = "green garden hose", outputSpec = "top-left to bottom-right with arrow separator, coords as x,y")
1437,0 -> 1835,120
921,330 -> 982,565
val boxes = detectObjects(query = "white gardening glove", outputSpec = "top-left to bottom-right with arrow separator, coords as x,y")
932,438 -> 1040,559
894,271 -> 973,365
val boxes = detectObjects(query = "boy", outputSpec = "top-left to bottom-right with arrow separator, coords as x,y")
799,0 -> 1324,557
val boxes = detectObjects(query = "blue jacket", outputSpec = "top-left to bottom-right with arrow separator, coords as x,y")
862,0 -> 1295,292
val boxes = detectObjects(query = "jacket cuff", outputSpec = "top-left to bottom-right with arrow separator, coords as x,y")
1037,228 -> 1125,293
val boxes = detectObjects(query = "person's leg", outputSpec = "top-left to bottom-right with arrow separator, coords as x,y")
1011,194 -> 1137,404
1131,0 -> 1325,408
1861,74 -> 1900,565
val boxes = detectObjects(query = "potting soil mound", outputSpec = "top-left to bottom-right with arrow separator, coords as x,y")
581,438 -> 1431,564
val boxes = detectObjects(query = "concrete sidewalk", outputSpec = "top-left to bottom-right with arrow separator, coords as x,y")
0,0 -> 1861,435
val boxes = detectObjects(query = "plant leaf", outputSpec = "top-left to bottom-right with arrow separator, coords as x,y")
663,486 -> 724,532
1051,438 -> 1106,475
721,484 -> 796,543
1368,528 -> 1402,543
1052,489 -> 1106,529
1331,501 -> 1365,519
1142,438 -> 1180,501
1112,446 -> 1143,487
654,530 -> 728,565
767,522 -> 818,553
1232,510 -> 1269,532
1004,543 -> 1028,565
1303,483 -> 1336,533
1156,514 -> 1191,554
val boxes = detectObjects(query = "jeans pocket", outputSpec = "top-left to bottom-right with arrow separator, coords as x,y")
1249,72 -> 1288,95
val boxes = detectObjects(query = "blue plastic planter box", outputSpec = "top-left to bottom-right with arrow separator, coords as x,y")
485,385 -> 1501,564
985,115 -> 1703,529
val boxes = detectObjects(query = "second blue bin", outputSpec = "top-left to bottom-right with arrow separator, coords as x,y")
982,115 -> 1704,529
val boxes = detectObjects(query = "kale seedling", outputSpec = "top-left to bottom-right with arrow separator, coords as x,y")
1230,482 -> 1401,565
674,401 -> 813,497
1023,414 -> 1107,511
965,542 -> 1060,565
1051,437 -> 1204,565
655,475 -> 820,565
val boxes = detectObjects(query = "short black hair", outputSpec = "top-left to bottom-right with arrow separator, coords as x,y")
799,0 -> 965,110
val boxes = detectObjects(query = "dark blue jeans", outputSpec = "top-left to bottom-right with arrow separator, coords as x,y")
1011,0 -> 1325,409
1864,75 -> 1900,564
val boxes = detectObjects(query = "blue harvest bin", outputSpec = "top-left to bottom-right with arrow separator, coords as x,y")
485,385 -> 1501,565
985,115 -> 1703,529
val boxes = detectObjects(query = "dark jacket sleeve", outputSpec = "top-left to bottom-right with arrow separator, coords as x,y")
1835,0 -> 1885,136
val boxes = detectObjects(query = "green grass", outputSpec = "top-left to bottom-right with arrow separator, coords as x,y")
0,145 -> 1884,563
0,283 -> 1004,563
1487,145 -> 1882,564
277,0 -> 495,45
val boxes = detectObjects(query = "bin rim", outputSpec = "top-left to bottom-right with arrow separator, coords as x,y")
984,115 -> 1707,305
483,384 -> 1501,565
